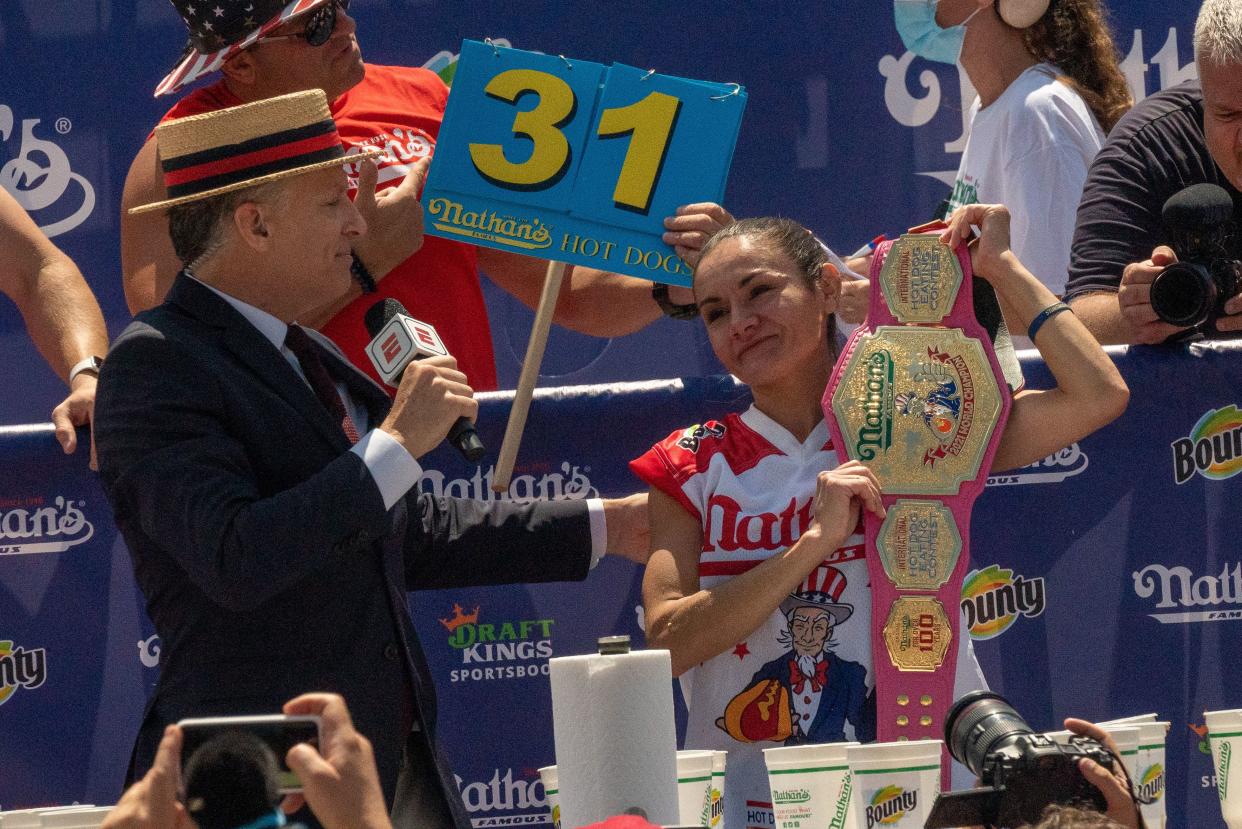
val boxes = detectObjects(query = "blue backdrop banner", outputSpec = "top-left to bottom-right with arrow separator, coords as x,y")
2,344 -> 1242,828
0,1 -> 1201,418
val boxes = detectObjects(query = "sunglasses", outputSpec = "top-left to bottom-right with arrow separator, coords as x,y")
260,0 -> 351,48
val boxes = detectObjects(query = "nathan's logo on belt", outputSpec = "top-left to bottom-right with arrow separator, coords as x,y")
441,603 -> 555,684
855,350 -> 895,460
1171,405 -> 1242,485
865,786 -> 917,828
427,198 -> 553,251
960,565 -> 1046,640
0,640 -> 47,706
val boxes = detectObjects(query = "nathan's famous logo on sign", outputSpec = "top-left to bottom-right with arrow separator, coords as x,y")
0,640 -> 47,706
427,198 -> 554,251
442,604 -> 554,684
1137,763 -> 1165,805
1133,562 -> 1242,624
454,768 -> 548,828
865,786 -> 917,828
855,350 -> 895,460
986,443 -> 1089,487
0,495 -> 94,556
419,462 -> 597,503
1172,405 -> 1242,485
138,634 -> 162,668
960,566 -> 1046,640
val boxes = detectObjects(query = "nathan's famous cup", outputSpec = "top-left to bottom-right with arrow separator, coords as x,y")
538,765 -> 560,829
763,742 -> 856,829
708,751 -> 728,829
1096,725 -> 1141,781
846,740 -> 942,829
1132,721 -> 1170,829
1206,709 -> 1242,829
677,750 -> 715,826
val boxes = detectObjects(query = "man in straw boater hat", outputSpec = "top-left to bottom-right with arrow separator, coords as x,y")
96,89 -> 649,829
120,0 -> 730,392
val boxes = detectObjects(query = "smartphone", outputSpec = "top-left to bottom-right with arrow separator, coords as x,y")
177,714 -> 321,794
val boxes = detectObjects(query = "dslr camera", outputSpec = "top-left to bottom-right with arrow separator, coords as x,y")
1149,183 -> 1242,333
924,691 -> 1117,829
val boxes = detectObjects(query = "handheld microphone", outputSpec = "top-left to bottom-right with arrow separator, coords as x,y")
364,299 -> 486,463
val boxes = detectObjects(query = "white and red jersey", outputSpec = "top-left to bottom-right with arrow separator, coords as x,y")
631,405 -> 985,829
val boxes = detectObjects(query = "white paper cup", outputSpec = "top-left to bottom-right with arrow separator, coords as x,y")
1099,713 -> 1159,726
847,740 -> 942,829
1098,724 -> 1141,781
676,750 -> 715,827
708,751 -> 727,829
38,808 -> 112,828
764,742 -> 856,829
1133,721 -> 1169,829
1206,708 -> 1242,829
538,765 -> 560,829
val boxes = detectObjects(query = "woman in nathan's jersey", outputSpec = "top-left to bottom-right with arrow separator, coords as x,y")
628,203 -> 1128,829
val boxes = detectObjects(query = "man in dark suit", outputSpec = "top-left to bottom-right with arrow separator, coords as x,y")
95,89 -> 645,829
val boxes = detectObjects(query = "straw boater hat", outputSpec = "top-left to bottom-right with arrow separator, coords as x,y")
129,88 -> 380,214
156,0 -> 340,97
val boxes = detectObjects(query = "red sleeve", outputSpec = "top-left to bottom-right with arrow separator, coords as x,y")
629,435 -> 701,521
629,421 -> 728,522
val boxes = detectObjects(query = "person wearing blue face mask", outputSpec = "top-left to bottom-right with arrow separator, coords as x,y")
839,1 -> 1133,340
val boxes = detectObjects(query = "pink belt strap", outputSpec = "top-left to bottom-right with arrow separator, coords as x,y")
822,225 -> 1013,783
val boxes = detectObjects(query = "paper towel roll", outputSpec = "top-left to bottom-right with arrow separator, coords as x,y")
550,648 -> 679,828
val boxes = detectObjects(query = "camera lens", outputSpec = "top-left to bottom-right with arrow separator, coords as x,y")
944,691 -> 1035,777
1150,262 -> 1217,327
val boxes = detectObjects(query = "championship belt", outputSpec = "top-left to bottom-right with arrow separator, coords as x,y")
822,224 -> 1012,779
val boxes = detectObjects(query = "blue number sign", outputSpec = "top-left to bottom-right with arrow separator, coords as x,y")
421,40 -> 747,287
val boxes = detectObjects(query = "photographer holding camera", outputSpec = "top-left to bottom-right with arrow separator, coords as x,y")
1065,0 -> 1242,344
101,693 -> 392,829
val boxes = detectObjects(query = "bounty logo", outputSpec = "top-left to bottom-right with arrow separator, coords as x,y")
855,350 -> 895,461
1138,763 -> 1165,804
442,603 -> 555,683
0,496 -> 94,556
961,565 -> 1046,639
865,786 -> 917,828
1172,406 -> 1242,485
0,640 -> 48,706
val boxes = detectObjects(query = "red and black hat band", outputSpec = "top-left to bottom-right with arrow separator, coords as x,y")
161,119 -> 345,198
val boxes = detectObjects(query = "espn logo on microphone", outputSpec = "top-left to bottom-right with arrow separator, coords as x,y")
365,313 -> 449,386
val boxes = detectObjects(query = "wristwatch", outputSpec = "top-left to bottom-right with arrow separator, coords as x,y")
68,355 -> 104,385
651,283 -> 698,320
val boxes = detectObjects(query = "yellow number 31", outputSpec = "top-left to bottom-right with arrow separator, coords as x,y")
469,69 -> 681,213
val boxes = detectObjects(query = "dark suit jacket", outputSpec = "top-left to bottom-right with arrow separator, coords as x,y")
94,274 -> 593,821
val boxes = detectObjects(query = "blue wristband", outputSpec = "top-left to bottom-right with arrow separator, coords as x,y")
1028,302 -> 1071,342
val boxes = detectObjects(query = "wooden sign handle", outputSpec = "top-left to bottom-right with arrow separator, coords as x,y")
491,260 -> 568,492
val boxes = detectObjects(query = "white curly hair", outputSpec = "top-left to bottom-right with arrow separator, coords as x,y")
1197,0 -> 1242,68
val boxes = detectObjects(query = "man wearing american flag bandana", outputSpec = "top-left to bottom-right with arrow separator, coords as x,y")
120,0 -> 732,392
